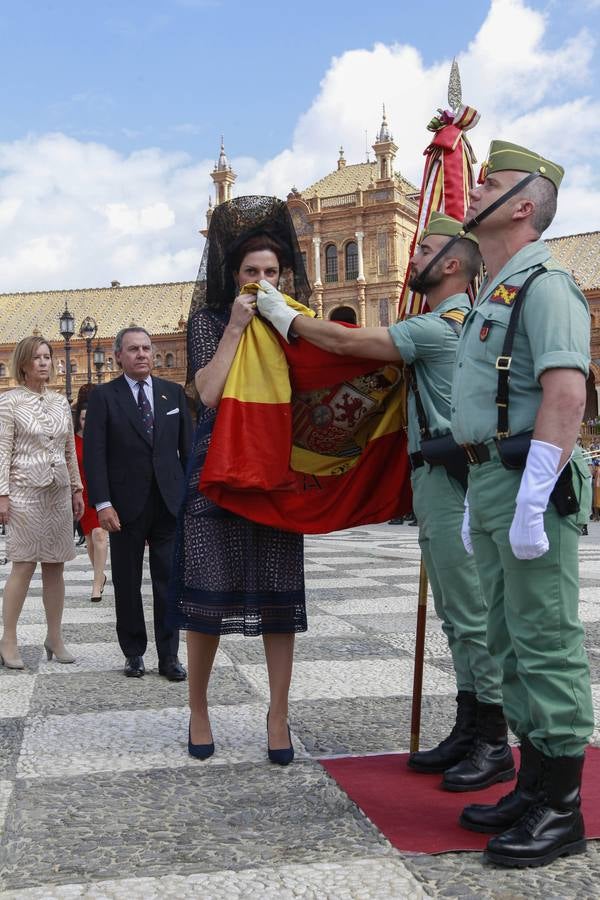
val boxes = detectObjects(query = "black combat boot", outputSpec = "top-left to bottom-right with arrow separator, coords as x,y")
407,691 -> 477,773
485,751 -> 586,867
442,700 -> 515,792
460,737 -> 543,832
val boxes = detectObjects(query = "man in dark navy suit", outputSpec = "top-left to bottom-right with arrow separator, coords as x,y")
84,327 -> 192,680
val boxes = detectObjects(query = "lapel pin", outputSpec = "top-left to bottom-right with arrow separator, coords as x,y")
161,394 -> 167,400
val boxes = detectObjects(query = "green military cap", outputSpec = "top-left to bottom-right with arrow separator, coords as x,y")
419,210 -> 479,245
478,140 -> 564,191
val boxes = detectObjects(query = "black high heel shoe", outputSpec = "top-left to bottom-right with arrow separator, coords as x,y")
188,718 -> 214,760
267,711 -> 294,766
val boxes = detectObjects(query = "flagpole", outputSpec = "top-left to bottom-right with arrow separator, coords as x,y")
401,61 -> 478,752
410,559 -> 429,752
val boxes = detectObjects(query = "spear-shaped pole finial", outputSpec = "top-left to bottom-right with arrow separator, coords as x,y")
448,58 -> 462,112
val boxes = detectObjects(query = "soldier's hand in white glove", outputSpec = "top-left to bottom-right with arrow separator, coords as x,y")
509,439 -> 563,560
461,493 -> 474,556
256,280 -> 299,343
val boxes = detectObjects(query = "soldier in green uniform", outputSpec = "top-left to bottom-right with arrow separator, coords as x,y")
255,212 -> 511,792
451,141 -> 593,867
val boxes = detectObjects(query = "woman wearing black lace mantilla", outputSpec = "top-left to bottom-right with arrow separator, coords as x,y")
170,196 -> 310,764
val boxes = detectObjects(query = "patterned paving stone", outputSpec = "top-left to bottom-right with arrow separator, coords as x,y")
0,858 -> 427,899
0,780 -> 13,839
16,703 -> 310,779
305,576 -> 390,589
225,634 -> 404,665
284,613 -> 365,637
292,695 -> 458,756
0,674 -> 36,718
1,762 -> 393,890
383,630 -> 455,659
0,719 -> 24,779
28,666 -> 259,718
403,842 -> 600,900
336,612 -> 426,635
1,524 -> 599,898
239,658 -> 455,702
311,595 -> 425,616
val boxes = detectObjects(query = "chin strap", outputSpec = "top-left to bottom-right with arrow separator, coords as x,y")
410,172 -> 540,297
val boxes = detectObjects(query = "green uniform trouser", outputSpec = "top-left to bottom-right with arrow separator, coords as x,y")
412,464 -> 502,704
468,443 -> 594,757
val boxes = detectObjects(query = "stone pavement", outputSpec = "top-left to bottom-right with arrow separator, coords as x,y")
1,522 -> 599,899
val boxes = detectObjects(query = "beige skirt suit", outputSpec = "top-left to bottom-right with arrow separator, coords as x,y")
0,387 -> 83,563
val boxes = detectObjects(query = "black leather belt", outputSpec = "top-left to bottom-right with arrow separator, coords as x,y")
462,443 -> 491,465
409,451 -> 425,470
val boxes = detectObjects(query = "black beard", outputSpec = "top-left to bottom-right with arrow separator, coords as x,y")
409,272 -> 430,294
409,266 -> 444,295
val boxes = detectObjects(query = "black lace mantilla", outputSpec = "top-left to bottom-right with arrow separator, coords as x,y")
186,195 -> 311,380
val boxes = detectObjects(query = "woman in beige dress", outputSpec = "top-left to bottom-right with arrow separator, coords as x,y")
0,336 -> 84,669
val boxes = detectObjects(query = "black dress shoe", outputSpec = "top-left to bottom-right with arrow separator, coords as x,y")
159,656 -> 187,681
124,656 -> 145,677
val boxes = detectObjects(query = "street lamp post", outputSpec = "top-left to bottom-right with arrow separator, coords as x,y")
79,316 -> 98,384
93,343 -> 105,383
58,305 -> 76,404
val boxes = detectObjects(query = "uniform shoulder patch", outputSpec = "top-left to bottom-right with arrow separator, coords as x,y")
489,284 -> 519,306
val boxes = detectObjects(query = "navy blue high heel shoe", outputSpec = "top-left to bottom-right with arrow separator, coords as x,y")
267,711 -> 294,766
188,719 -> 214,760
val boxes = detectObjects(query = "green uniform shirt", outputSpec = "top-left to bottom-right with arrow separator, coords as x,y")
388,293 -> 470,454
451,241 -> 590,445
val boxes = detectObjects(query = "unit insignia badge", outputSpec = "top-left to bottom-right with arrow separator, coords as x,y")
490,284 -> 519,306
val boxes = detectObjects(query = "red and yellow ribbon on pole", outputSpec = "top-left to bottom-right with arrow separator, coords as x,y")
398,103 -> 480,319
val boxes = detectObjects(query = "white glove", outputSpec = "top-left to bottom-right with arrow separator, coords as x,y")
509,439 -> 562,560
461,493 -> 474,556
256,280 -> 299,343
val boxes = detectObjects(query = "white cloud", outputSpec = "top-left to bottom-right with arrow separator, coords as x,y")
0,0 -> 598,293
0,133 -> 211,291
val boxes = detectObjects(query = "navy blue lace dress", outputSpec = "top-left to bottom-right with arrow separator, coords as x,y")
169,308 -> 306,636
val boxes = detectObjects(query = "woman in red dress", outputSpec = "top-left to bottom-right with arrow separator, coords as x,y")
74,403 -> 108,602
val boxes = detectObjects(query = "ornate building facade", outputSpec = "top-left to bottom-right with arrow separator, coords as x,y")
0,114 -> 599,419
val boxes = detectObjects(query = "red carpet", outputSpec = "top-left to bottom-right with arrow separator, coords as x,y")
320,747 -> 600,853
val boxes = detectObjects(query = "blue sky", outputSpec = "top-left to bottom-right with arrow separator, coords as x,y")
1,0 -> 491,160
0,0 -> 599,291
2,0 -> 597,162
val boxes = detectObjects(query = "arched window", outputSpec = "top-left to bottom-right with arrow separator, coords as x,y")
70,360 -> 77,374
325,244 -> 338,283
106,357 -> 114,371
165,353 -> 175,368
0,363 -> 6,377
155,354 -> 163,368
329,306 -> 357,325
345,241 -> 358,280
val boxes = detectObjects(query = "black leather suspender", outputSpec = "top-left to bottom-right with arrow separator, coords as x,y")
495,267 -> 546,438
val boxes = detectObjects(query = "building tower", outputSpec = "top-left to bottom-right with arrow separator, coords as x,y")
372,105 -> 398,183
211,137 -> 237,206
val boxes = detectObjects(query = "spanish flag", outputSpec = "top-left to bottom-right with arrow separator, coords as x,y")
199,294 -> 412,534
